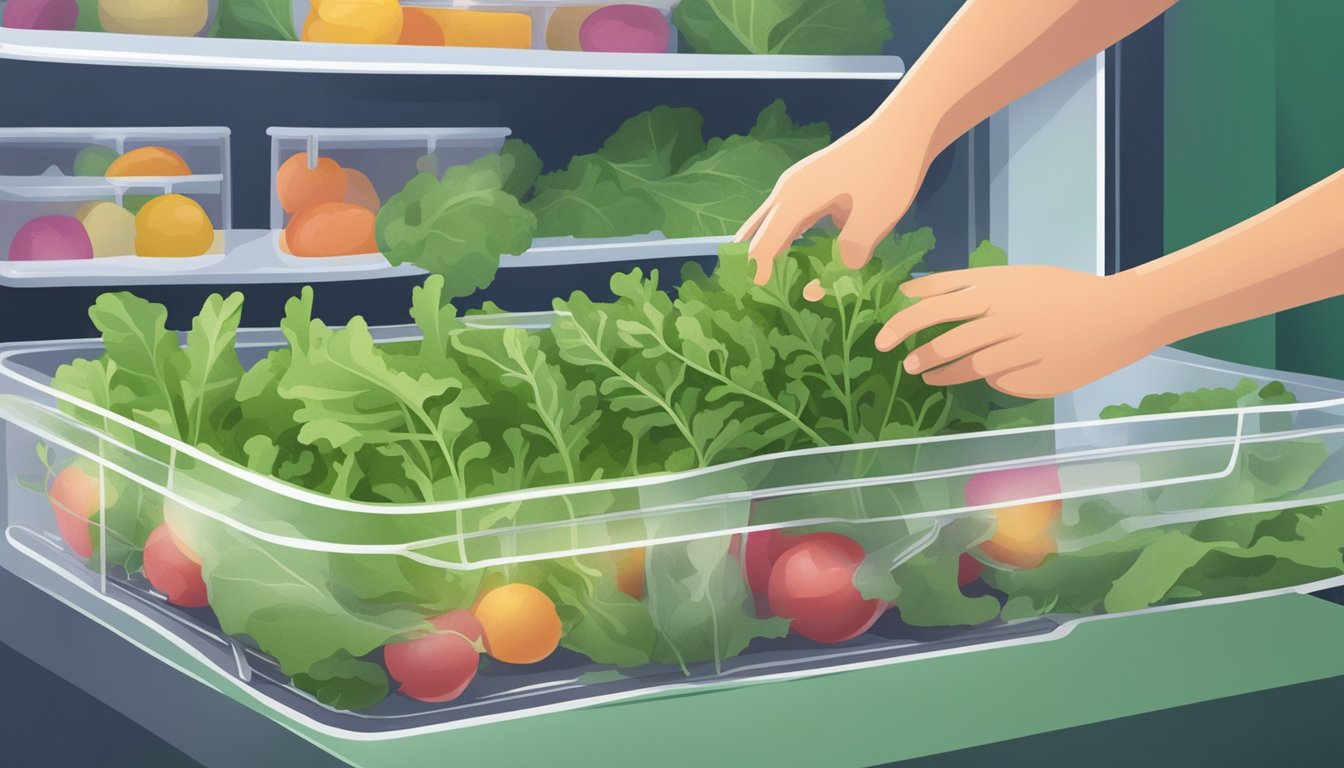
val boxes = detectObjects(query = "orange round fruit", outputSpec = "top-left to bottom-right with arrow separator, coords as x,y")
342,168 -> 381,212
276,153 -> 347,215
49,466 -> 102,559
399,7 -> 444,46
134,194 -> 215,258
284,202 -> 377,257
978,501 -> 1060,569
472,583 -> 562,665
105,146 -> 192,177
614,548 -> 645,600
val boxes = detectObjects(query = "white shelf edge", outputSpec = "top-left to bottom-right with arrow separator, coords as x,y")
0,229 -> 729,288
0,29 -> 905,80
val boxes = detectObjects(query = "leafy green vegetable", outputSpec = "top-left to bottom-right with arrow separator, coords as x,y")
210,0 -> 298,41
525,101 -> 828,239
674,0 -> 892,55
376,154 -> 536,300
291,652 -> 390,711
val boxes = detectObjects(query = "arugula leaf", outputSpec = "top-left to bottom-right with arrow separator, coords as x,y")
376,154 -> 536,300
178,292 -> 245,446
291,652 -> 390,711
674,0 -> 892,55
210,0 -> 298,41
88,292 -> 186,440
500,139 -> 542,202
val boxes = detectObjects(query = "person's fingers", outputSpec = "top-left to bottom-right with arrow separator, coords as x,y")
802,279 -> 827,302
836,207 -> 892,270
749,202 -> 822,285
904,319 -> 1017,374
920,342 -> 1039,387
874,289 -> 990,352
734,197 -> 773,243
900,269 -> 979,299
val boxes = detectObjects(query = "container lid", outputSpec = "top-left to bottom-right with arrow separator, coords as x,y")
266,127 -> 511,141
0,127 -> 230,141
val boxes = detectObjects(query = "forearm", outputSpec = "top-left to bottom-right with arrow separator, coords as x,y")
1126,168 -> 1344,346
867,0 -> 1175,154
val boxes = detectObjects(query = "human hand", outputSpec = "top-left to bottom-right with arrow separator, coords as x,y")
734,118 -> 935,286
875,266 -> 1163,399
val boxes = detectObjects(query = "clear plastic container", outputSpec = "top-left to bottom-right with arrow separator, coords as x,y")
0,0 -> 219,36
0,127 -> 230,270
268,127 -> 509,260
3,312 -> 1344,733
291,0 -> 678,52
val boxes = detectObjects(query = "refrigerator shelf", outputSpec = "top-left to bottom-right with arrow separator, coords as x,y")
0,173 -> 226,202
0,28 -> 905,80
0,229 -> 727,286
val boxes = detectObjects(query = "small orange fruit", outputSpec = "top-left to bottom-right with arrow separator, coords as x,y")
614,548 -> 645,599
342,168 -> 381,212
276,153 -> 347,215
285,202 -> 377,257
472,583 -> 562,665
979,501 -> 1060,569
106,146 -> 192,177
399,7 -> 445,46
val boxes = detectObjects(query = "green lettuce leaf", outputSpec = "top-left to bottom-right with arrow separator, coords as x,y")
674,0 -> 892,55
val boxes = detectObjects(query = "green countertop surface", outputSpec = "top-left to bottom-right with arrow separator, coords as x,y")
272,593 -> 1344,767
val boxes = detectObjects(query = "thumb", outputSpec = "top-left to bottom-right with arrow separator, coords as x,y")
836,210 -> 893,270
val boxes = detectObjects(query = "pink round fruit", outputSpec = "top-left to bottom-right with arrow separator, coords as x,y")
8,215 -> 94,261
579,4 -> 669,53
143,524 -> 209,607
384,610 -> 484,703
2,0 -> 79,30
48,466 -> 100,559
768,532 -> 886,643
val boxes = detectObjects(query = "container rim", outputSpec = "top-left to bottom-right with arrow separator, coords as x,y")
266,127 -> 512,140
5,327 -> 1344,522
0,127 -> 231,140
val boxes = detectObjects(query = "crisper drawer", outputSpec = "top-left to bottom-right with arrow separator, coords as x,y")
2,325 -> 1344,735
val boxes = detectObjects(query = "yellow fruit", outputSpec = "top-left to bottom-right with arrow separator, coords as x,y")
106,146 -> 192,177
419,8 -> 532,49
546,6 -> 597,51
302,0 -> 403,45
472,584 -> 562,665
98,0 -> 209,37
76,201 -> 137,258
134,194 -> 214,258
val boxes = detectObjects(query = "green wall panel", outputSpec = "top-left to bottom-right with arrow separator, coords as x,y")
1162,0 -> 1278,368
1273,0 -> 1344,379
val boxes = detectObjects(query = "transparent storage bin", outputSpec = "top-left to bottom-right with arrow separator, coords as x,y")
4,311 -> 1344,733
0,127 -> 230,270
268,127 -> 509,261
1,0 -> 219,37
290,0 -> 678,52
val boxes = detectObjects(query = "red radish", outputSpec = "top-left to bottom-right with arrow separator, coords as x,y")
966,465 -> 1063,570
384,611 -> 485,703
729,528 -> 799,616
957,553 -> 984,587
143,524 -> 209,607
767,532 -> 886,643
48,466 -> 101,558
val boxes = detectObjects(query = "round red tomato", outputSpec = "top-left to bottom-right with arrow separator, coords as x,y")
767,532 -> 886,643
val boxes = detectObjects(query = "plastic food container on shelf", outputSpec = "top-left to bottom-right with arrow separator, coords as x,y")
3,313 -> 1344,734
269,126 -> 509,261
0,127 -> 230,274
294,0 -> 678,52
1,0 -> 218,36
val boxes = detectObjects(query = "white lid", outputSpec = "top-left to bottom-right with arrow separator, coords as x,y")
266,127 -> 511,141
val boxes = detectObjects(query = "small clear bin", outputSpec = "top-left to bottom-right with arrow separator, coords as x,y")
0,0 -> 219,37
0,127 -> 230,268
268,126 -> 509,261
396,1 -> 679,52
